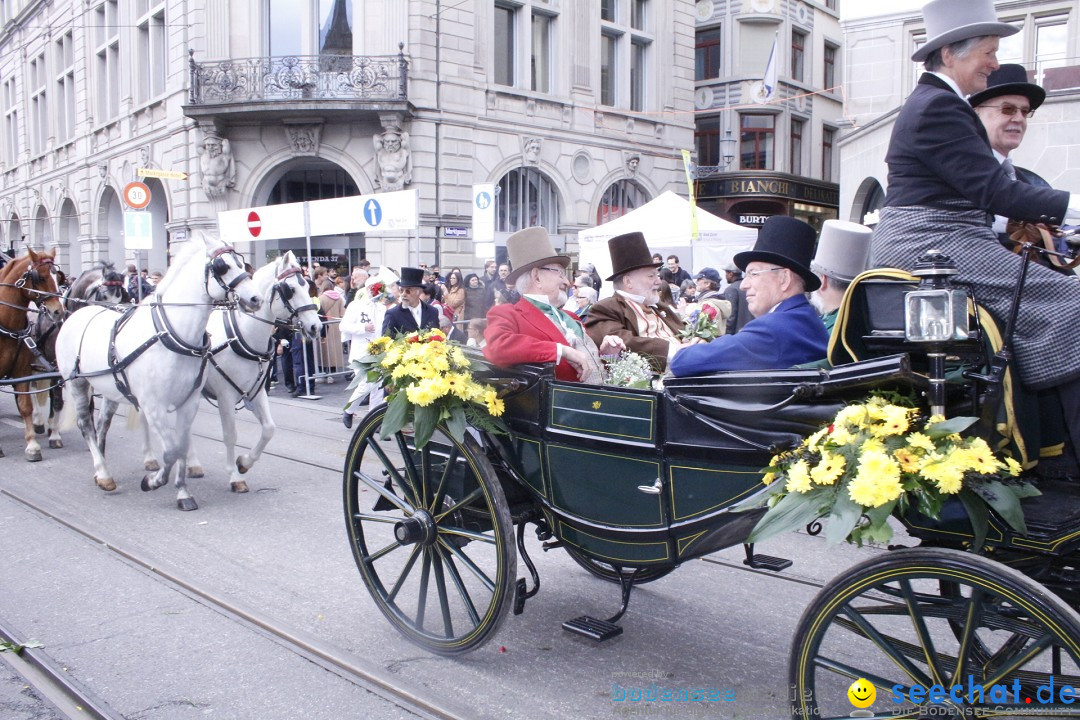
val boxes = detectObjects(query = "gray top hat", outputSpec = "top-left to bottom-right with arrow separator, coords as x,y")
911,0 -> 1017,62
504,226 -> 569,284
810,220 -> 873,284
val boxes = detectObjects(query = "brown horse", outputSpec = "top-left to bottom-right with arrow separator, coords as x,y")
0,249 -> 65,460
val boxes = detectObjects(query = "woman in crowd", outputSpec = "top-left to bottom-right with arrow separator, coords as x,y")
463,273 -> 486,321
443,270 -> 466,318
872,0 -> 1080,458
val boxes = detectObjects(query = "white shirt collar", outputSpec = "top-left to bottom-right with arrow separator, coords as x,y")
930,71 -> 966,99
615,289 -> 647,305
991,148 -> 1008,164
525,293 -> 556,308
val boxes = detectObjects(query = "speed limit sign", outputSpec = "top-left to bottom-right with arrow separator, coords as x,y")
123,181 -> 151,210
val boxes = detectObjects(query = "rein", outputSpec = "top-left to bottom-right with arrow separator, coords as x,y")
1006,221 -> 1080,270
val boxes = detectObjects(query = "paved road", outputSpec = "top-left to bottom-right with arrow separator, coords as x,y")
0,377 -> 894,719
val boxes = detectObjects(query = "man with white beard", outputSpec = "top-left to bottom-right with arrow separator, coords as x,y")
809,220 -> 873,335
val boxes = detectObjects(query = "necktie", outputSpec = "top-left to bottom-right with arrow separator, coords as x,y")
1002,158 -> 1017,181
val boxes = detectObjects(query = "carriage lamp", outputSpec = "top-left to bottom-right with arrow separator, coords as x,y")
905,250 -> 970,343
905,250 -> 969,417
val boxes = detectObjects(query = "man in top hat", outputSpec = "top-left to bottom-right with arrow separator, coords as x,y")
381,266 -> 439,337
669,216 -> 828,376
969,64 -> 1054,245
809,219 -> 873,335
584,232 -> 687,372
721,261 -> 751,335
484,227 -> 624,383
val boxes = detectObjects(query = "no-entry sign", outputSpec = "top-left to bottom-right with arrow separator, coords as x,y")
247,211 -> 262,238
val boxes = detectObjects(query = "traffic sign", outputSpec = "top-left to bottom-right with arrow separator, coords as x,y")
123,182 -> 151,210
473,183 -> 495,243
123,211 -> 153,250
137,167 -> 189,181
247,211 -> 262,238
363,198 -> 383,227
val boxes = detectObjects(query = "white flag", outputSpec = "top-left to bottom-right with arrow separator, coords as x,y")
762,32 -> 778,100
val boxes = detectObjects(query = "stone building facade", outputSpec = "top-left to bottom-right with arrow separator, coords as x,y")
839,0 -> 1080,226
0,0 -> 696,274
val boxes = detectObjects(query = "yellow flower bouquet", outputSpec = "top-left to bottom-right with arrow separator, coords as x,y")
348,329 -> 506,448
747,394 -> 1039,548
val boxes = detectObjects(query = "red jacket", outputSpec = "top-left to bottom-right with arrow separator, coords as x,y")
483,299 -> 584,381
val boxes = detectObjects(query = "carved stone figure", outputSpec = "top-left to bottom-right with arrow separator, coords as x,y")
286,124 -> 322,156
625,153 -> 641,177
198,134 -> 237,199
522,136 -> 542,165
373,130 -> 412,191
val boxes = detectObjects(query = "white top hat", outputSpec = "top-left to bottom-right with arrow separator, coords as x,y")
912,0 -> 1018,62
811,220 -> 873,283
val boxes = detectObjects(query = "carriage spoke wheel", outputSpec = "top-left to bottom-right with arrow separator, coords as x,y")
562,544 -> 675,585
790,547 -> 1080,719
343,403 -> 516,655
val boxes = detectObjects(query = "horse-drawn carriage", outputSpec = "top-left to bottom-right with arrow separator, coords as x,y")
343,249 -> 1080,718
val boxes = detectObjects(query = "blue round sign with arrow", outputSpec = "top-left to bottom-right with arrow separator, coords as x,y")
364,198 -> 383,227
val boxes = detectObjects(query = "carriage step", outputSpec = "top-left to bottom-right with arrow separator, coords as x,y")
513,578 -> 527,615
562,616 -> 623,642
743,554 -> 792,572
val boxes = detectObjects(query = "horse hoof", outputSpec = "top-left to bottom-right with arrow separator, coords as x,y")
25,450 -> 42,462
177,498 -> 198,511
0,447 -> 5,458
49,439 -> 63,449
187,466 -> 205,478
235,458 -> 251,475
96,477 -> 117,492
33,424 -> 44,435
231,480 -> 249,494
140,475 -> 157,492
144,459 -> 160,472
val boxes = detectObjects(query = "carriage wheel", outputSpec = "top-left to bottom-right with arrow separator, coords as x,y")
343,403 -> 516,655
562,544 -> 675,585
789,547 -> 1080,719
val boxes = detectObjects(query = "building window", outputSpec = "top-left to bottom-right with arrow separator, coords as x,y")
2,77 -> 18,164
496,167 -> 559,233
1035,21 -> 1067,86
55,32 -> 76,143
494,4 -> 516,86
823,42 -> 837,91
696,27 -> 722,81
531,12 -> 551,93
598,180 -> 648,225
94,0 -> 121,122
267,0 -> 353,58
790,118 -> 804,176
600,31 -> 617,105
600,0 -> 652,110
740,114 -> 774,170
822,127 -> 836,181
137,0 -> 167,102
997,23 -> 1023,65
791,29 -> 806,83
29,53 -> 47,155
695,114 -> 721,167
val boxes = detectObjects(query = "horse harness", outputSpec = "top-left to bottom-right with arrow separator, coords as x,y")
0,256 -> 60,380
206,266 -> 316,407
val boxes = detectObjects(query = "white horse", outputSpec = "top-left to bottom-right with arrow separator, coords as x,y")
55,231 -> 261,510
130,252 -> 321,494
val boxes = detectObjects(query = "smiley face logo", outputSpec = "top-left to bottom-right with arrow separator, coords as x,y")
848,678 -> 876,708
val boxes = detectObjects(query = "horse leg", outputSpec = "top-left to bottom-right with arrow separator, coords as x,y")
132,410 -> 161,472
96,399 -> 119,456
47,383 -> 63,449
30,381 -> 48,436
186,430 -> 205,478
70,379 -> 115,490
171,403 -> 200,511
16,382 -> 42,462
232,391 -> 275,493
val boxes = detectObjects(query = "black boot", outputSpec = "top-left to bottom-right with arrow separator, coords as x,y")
342,412 -> 353,429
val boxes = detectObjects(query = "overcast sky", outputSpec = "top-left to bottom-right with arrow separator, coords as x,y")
841,0 -> 924,21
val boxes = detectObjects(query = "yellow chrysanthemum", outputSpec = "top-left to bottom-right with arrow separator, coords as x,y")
927,414 -> 946,426
483,389 -> 505,417
893,447 -> 921,474
878,405 -> 912,437
920,453 -> 965,494
834,405 -> 868,428
1005,457 -> 1022,477
762,472 -> 777,486
804,427 -> 829,449
367,337 -> 391,354
785,460 -> 813,493
861,437 -> 886,454
963,438 -> 1004,475
810,451 -> 846,485
830,426 -> 854,446
847,450 -> 903,507
906,432 -> 935,453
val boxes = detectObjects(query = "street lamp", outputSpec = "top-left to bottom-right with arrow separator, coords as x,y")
720,130 -> 736,169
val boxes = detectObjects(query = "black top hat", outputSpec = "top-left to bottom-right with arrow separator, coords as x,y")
398,266 -> 426,288
605,231 -> 661,281
968,63 -> 1045,111
733,216 -> 821,292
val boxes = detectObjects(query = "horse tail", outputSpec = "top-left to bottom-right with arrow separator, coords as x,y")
58,381 -> 78,432
126,406 -> 142,431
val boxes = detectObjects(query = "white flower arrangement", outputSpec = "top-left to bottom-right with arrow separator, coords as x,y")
601,350 -> 655,389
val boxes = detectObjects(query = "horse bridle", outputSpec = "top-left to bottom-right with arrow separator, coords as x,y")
269,266 -> 317,328
205,246 -> 251,295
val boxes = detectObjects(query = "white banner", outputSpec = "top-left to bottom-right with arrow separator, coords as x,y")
123,211 -> 153,250
218,189 -> 419,242
472,183 -> 495,243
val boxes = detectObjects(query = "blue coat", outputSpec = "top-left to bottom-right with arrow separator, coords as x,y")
669,295 -> 827,377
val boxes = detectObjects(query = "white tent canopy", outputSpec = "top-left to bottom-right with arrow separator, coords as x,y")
577,191 -> 757,291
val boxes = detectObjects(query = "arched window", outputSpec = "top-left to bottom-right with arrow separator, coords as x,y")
34,206 -> 51,248
597,180 -> 648,225
496,167 -> 559,233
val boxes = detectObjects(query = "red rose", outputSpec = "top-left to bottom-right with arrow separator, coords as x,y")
702,303 -> 718,320
406,334 -> 419,343
428,335 -> 444,342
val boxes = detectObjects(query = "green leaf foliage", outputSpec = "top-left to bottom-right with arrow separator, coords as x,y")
380,390 -> 410,439
747,489 -> 827,544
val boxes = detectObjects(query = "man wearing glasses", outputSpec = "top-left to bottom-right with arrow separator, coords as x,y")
669,216 -> 828,376
484,227 -> 624,383
969,64 -> 1052,245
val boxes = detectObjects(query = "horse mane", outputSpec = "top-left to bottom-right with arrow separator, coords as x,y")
153,234 -> 209,295
0,252 -> 32,284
